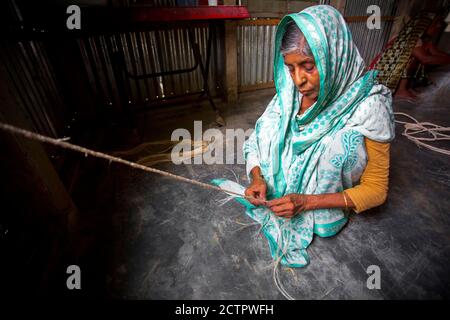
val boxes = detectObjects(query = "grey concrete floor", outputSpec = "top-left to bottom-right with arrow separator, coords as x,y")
80,65 -> 450,300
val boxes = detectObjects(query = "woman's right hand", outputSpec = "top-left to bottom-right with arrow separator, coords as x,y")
244,176 -> 267,206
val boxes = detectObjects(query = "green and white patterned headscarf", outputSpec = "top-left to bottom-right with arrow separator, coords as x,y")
213,5 -> 395,267
268,5 -> 394,197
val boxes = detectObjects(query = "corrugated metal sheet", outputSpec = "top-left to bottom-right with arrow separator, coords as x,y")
78,26 -> 222,108
347,20 -> 395,65
344,0 -> 397,65
0,40 -> 65,137
236,0 -> 397,90
237,23 -> 277,88
344,0 -> 397,17
1,0 -> 65,137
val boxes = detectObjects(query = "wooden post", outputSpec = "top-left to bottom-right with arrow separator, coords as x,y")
224,0 -> 239,104
224,20 -> 239,104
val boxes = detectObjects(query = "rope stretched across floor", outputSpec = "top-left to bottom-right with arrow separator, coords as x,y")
0,122 -> 256,201
1,113 -> 448,198
0,121 -> 293,300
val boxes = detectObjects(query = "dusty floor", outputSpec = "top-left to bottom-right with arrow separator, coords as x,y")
69,63 -> 450,299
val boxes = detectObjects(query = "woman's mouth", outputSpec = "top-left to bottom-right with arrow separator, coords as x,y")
300,89 -> 312,95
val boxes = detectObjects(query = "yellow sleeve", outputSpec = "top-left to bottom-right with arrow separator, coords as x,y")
344,138 -> 390,213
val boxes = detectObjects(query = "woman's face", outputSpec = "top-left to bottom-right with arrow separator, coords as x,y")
283,52 -> 320,102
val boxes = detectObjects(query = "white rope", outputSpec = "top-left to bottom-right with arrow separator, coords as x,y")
272,226 -> 296,300
394,112 -> 450,156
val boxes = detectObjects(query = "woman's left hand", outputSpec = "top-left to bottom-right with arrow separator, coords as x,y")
266,194 -> 309,218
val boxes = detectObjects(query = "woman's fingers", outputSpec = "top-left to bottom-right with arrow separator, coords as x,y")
246,184 -> 266,198
259,184 -> 267,200
244,192 -> 303,216
254,199 -> 268,206
252,184 -> 267,200
274,210 -> 295,218
270,203 -> 293,213
267,197 -> 290,208
245,192 -> 260,206
245,187 -> 257,198
245,186 -> 267,206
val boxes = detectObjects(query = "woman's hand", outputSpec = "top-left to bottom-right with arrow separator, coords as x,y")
267,194 -> 308,218
244,176 -> 267,206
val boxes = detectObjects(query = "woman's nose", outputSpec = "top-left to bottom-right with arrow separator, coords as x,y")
293,68 -> 306,87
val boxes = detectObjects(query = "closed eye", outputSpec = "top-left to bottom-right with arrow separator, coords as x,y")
303,63 -> 315,72
285,64 -> 294,72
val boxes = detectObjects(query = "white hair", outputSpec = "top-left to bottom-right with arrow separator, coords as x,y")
280,20 -> 313,57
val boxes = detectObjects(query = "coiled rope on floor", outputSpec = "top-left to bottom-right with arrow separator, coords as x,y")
394,112 -> 450,156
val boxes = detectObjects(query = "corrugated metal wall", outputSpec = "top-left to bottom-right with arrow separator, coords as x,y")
237,22 -> 277,90
78,26 -> 223,108
1,0 -> 400,129
344,0 -> 397,65
0,40 -> 65,138
2,0 -> 225,137
236,1 -> 398,90
1,0 -> 67,138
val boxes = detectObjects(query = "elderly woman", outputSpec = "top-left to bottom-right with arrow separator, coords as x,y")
214,5 -> 394,267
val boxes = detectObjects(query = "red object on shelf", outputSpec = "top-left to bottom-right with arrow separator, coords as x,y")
83,5 -> 250,32
133,6 -> 250,22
